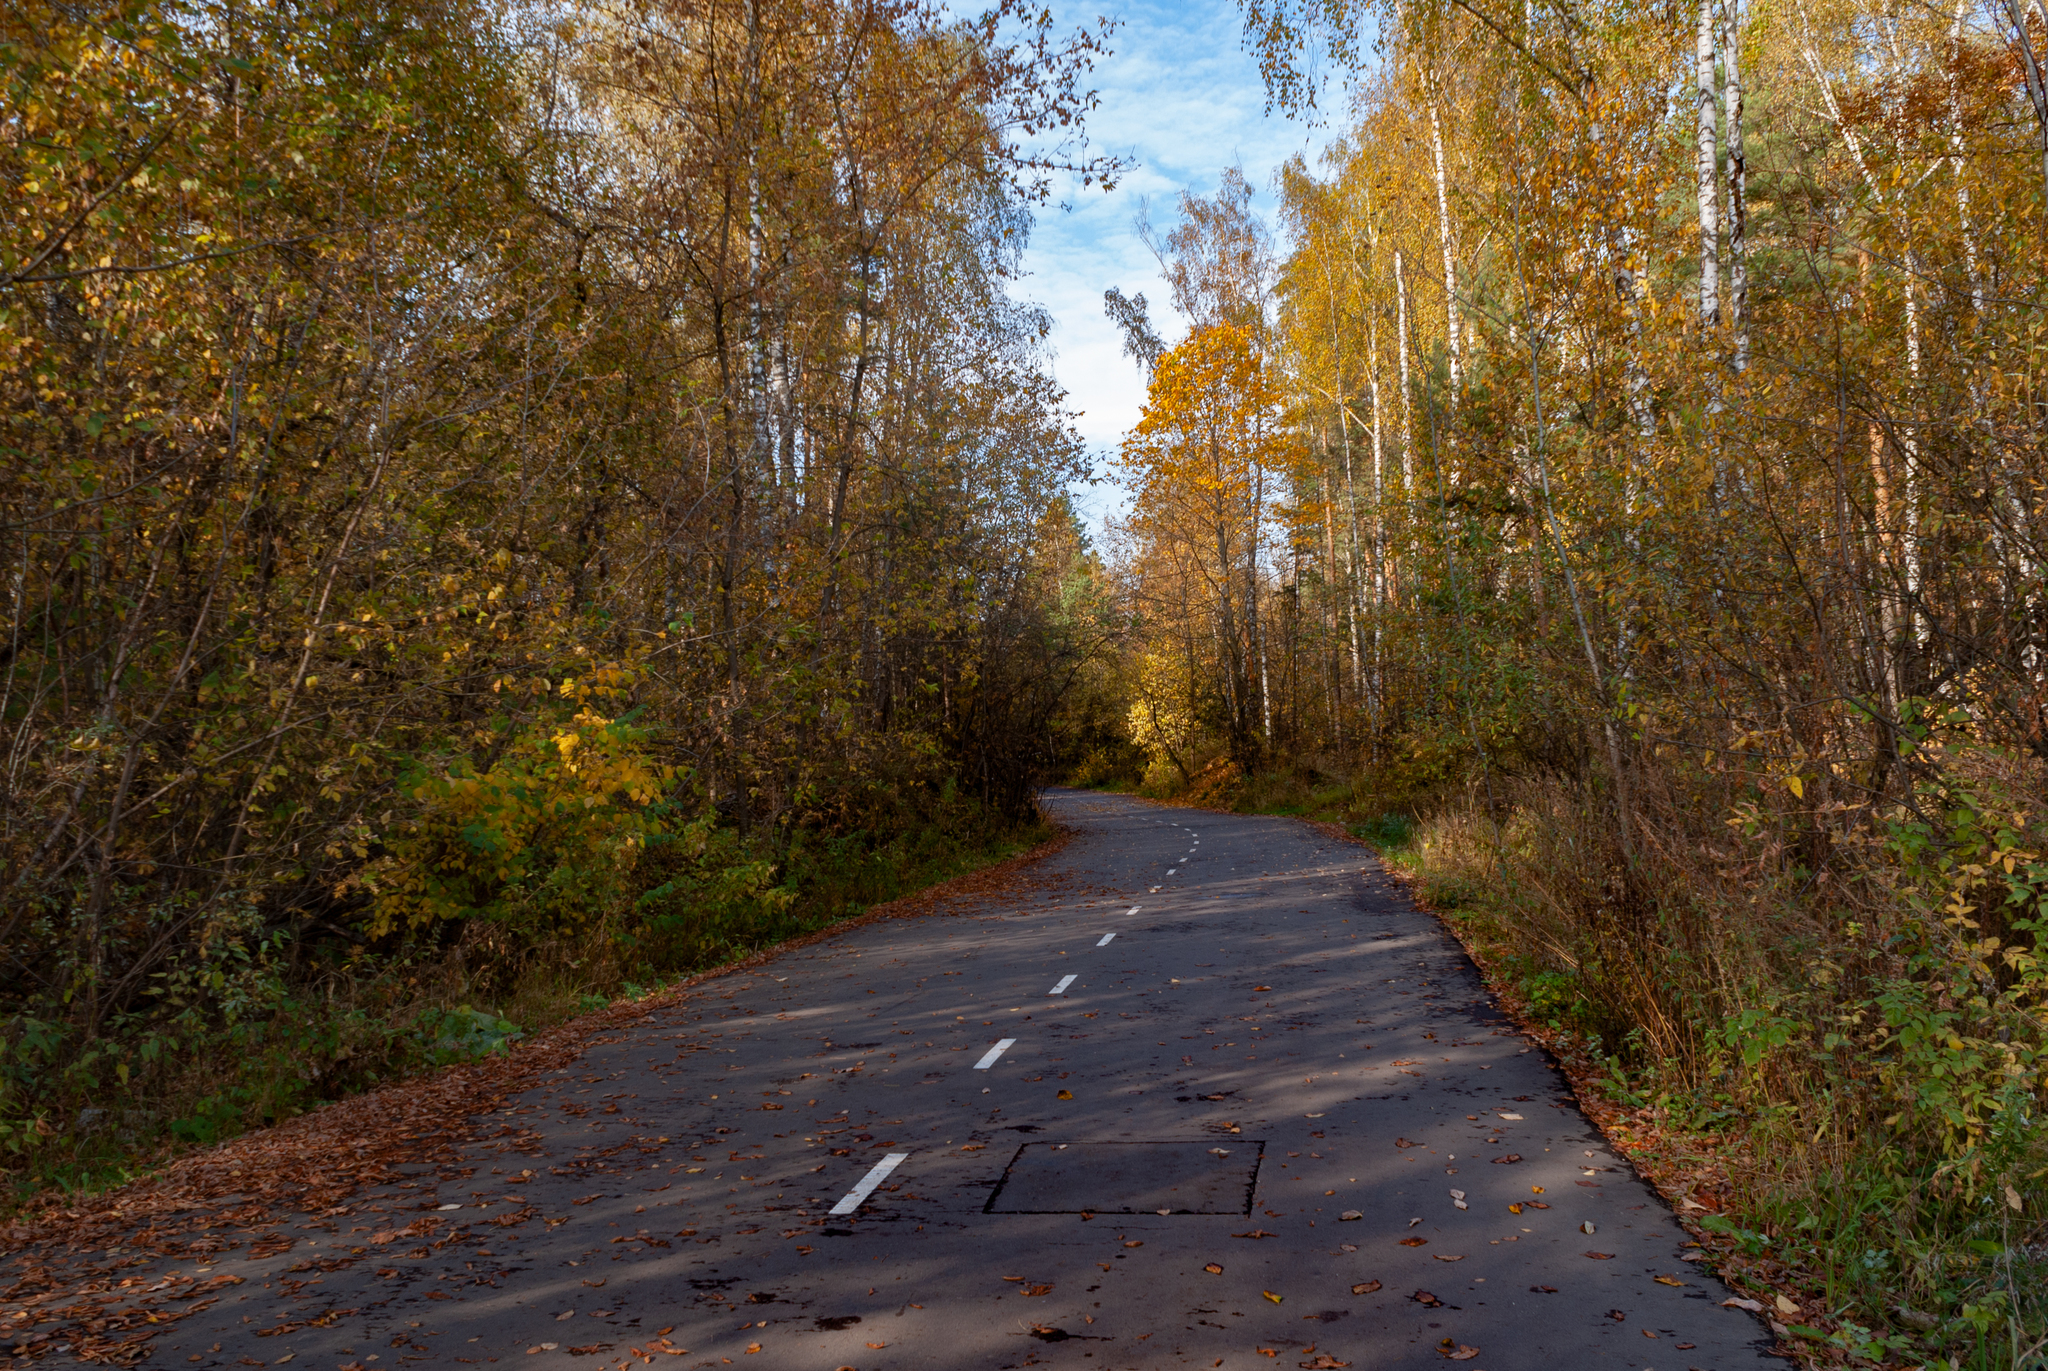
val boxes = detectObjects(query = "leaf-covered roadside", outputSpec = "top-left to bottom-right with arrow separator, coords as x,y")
0,827 -> 1070,1367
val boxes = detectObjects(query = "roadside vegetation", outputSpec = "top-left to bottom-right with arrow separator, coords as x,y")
1062,0 -> 2048,1361
0,0 -> 1115,1211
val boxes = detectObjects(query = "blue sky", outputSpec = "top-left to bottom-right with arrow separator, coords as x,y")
1012,0 -> 1333,531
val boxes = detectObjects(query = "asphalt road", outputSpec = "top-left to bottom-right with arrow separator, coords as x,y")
137,789 -> 1780,1371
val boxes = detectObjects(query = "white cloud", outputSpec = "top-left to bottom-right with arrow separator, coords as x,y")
1008,0 -> 1332,534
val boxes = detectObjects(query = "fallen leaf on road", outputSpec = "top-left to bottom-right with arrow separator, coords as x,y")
1584,1251 -> 1615,1260
1526,1201 -> 1550,1209
1643,1329 -> 1658,1338
1263,1291 -> 1284,1304
1057,1090 -> 1074,1100
1300,1356 -> 1351,1368
1491,1154 -> 1522,1164
1205,1263 -> 1224,1274
1654,1276 -> 1685,1287
1124,1240 -> 1144,1248
1234,1229 -> 1276,1239
1003,1275 -> 1025,1282
1411,1292 -> 1442,1307
744,1344 -> 762,1355
1024,1284 -> 1053,1297
1449,1189 -> 1465,1199
1508,1204 -> 1523,1214
1774,1295 -> 1799,1315
1396,1138 -> 1418,1148
1530,1285 -> 1557,1293
1580,1222 -> 1596,1234
865,1342 -> 886,1349
1351,1280 -> 1381,1295
1254,986 -> 1273,992
1442,1346 -> 1480,1361
1257,1350 -> 1280,1359
1339,1210 -> 1363,1221
1399,1237 -> 1428,1247
1530,1186 -> 1544,1194
1432,1254 -> 1464,1262
1721,1298 -> 1764,1312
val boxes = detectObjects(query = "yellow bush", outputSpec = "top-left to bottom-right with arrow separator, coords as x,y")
360,701 -> 678,940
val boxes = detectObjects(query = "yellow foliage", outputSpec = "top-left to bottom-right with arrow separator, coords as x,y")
358,700 -> 678,939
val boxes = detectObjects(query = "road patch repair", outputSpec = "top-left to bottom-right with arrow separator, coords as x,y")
982,1140 -> 1267,1214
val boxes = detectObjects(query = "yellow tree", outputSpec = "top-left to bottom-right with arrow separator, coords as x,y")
1117,323 -> 1288,763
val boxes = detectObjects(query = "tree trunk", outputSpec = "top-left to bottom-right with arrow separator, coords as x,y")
1428,101 -> 1462,397
1696,0 -> 1721,331
1720,0 -> 1747,371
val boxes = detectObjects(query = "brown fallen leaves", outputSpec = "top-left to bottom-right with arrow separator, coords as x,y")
1,830 -> 1077,1367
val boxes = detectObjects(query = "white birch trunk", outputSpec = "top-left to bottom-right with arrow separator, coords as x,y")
1947,0 -> 1983,311
1367,308 -> 1386,714
1719,0 -> 1747,372
1696,0 -> 1720,331
1428,101 -> 1462,395
1395,248 -> 1416,588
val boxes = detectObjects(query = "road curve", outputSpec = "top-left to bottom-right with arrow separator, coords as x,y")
127,788 -> 1780,1370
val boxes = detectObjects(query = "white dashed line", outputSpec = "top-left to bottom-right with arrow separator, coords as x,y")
1049,974 -> 1077,995
973,1038 -> 1017,1069
1126,906 -> 1141,916
1097,933 -> 1116,947
829,1153 -> 910,1215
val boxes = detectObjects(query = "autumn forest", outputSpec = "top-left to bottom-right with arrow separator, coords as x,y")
4,0 -> 2048,1357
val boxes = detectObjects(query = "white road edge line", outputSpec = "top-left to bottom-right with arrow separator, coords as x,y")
829,1153 -> 910,1216
973,1038 -> 1017,1069
1097,933 -> 1115,946
1049,974 -> 1077,995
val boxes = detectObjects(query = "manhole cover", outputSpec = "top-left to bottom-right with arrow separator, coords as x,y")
983,1141 -> 1265,1214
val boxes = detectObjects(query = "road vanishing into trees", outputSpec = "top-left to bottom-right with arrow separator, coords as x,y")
142,791 -> 1781,1370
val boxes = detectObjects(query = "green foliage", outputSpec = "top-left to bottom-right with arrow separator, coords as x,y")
361,693 -> 679,941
